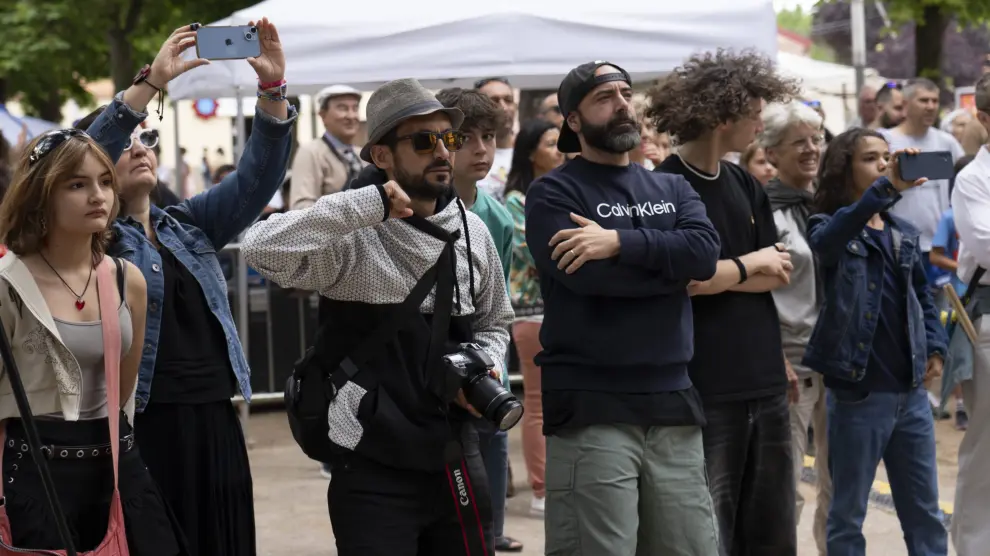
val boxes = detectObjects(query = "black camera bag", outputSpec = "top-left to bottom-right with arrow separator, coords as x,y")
283,215 -> 457,463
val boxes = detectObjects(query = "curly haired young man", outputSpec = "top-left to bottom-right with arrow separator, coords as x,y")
649,50 -> 803,556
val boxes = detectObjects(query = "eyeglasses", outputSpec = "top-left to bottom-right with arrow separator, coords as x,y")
124,129 -> 159,151
28,129 -> 88,166
803,100 -> 822,109
393,130 -> 465,154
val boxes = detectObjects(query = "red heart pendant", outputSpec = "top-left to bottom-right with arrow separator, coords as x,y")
74,300 -> 85,311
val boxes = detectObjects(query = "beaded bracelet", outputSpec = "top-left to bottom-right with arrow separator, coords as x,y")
258,78 -> 287,90
257,83 -> 288,102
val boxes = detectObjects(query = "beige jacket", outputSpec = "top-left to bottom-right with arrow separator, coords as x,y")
0,253 -> 135,422
289,137 -> 351,210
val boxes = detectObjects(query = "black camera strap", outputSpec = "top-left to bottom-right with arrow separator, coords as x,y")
333,213 -> 458,394
333,262 -> 439,394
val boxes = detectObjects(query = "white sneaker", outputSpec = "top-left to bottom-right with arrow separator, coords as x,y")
319,463 -> 332,480
530,495 -> 545,517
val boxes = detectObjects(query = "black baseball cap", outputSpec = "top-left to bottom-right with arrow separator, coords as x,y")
556,61 -> 632,153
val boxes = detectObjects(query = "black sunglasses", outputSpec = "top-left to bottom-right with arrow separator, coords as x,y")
28,129 -> 88,166
125,129 -> 159,151
393,130 -> 465,154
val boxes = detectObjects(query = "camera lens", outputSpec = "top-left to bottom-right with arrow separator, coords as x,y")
464,374 -> 524,431
250,26 -> 257,33
246,33 -> 253,39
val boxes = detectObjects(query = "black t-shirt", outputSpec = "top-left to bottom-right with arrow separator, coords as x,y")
150,249 -> 237,404
656,156 -> 786,401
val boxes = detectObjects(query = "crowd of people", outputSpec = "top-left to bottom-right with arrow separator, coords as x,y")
0,13 -> 986,556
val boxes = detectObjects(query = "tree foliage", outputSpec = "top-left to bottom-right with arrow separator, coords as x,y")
0,0 -> 254,121
813,0 -> 990,103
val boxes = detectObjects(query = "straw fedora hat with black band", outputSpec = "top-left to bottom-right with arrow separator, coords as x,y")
359,78 -> 465,163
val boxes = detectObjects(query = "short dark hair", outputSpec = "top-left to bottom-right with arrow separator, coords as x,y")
436,88 -> 505,133
646,49 -> 800,143
875,85 -> 900,105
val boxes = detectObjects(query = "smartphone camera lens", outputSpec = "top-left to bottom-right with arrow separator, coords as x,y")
245,27 -> 257,40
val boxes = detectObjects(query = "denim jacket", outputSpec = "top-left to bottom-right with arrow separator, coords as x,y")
86,95 -> 297,411
802,177 -> 947,387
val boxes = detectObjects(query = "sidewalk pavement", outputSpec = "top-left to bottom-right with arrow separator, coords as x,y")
247,410 -> 960,555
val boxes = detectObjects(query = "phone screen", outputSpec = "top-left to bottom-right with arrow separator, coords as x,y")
196,26 -> 261,60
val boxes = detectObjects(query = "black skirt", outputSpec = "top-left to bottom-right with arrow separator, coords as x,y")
1,415 -> 189,554
134,400 -> 256,556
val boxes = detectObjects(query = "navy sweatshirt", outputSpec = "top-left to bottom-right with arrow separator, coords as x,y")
525,157 -> 721,394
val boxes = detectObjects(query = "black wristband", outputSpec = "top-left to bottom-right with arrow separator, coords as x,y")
375,183 -> 390,221
732,257 -> 748,284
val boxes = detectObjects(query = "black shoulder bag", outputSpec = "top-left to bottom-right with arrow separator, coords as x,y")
283,260 -> 440,463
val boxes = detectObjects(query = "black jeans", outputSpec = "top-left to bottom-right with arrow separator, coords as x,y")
703,392 -> 797,556
328,425 -> 494,555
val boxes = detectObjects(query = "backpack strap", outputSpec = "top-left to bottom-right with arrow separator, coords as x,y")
330,262 -> 441,396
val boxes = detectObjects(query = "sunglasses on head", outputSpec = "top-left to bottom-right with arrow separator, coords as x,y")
804,100 -> 822,109
28,129 -> 88,166
393,130 -> 465,154
125,129 -> 159,151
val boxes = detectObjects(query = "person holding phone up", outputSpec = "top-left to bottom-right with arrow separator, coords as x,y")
81,19 -> 295,556
802,128 -> 948,556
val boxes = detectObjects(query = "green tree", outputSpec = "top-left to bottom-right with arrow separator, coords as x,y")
0,0 -> 254,121
881,0 -> 990,81
777,5 -> 837,63
816,0 -> 990,84
0,0 -> 108,120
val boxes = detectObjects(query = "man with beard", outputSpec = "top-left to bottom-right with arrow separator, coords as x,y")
648,50 -> 800,556
869,83 -> 906,130
524,61 -> 723,554
243,78 -> 513,555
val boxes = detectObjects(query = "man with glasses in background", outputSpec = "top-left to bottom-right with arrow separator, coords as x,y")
847,84 -> 879,130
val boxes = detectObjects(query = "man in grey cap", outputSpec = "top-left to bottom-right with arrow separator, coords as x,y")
243,78 -> 513,555
289,84 -> 364,211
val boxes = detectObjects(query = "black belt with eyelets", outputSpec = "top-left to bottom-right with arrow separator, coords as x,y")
6,434 -> 135,460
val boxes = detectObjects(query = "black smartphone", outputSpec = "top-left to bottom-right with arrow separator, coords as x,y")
897,151 -> 954,182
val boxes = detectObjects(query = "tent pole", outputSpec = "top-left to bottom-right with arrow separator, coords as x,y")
234,87 -> 246,163
171,99 -> 181,199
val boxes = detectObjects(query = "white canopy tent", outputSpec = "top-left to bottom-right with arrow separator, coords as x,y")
168,0 -> 778,100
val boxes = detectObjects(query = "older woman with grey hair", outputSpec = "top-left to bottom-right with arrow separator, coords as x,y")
759,99 -> 831,556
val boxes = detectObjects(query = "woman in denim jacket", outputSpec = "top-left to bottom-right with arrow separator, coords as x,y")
81,20 -> 295,556
802,128 -> 948,556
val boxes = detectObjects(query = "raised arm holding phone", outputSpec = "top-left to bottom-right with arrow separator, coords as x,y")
80,18 -> 295,556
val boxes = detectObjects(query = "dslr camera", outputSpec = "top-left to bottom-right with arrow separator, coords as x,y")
443,343 -> 523,431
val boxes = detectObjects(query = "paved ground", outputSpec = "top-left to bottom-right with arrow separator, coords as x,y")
246,408 -> 963,556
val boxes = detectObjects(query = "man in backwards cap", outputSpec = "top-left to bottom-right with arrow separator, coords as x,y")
244,78 -> 513,555
524,61 -> 722,554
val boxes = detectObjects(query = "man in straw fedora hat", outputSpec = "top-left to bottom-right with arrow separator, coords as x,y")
243,78 -> 514,555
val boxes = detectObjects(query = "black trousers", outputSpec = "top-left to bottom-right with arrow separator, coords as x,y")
328,424 -> 494,556
703,392 -> 797,556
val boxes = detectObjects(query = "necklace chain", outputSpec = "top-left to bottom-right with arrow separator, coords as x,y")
39,253 -> 93,303
676,153 -> 721,181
